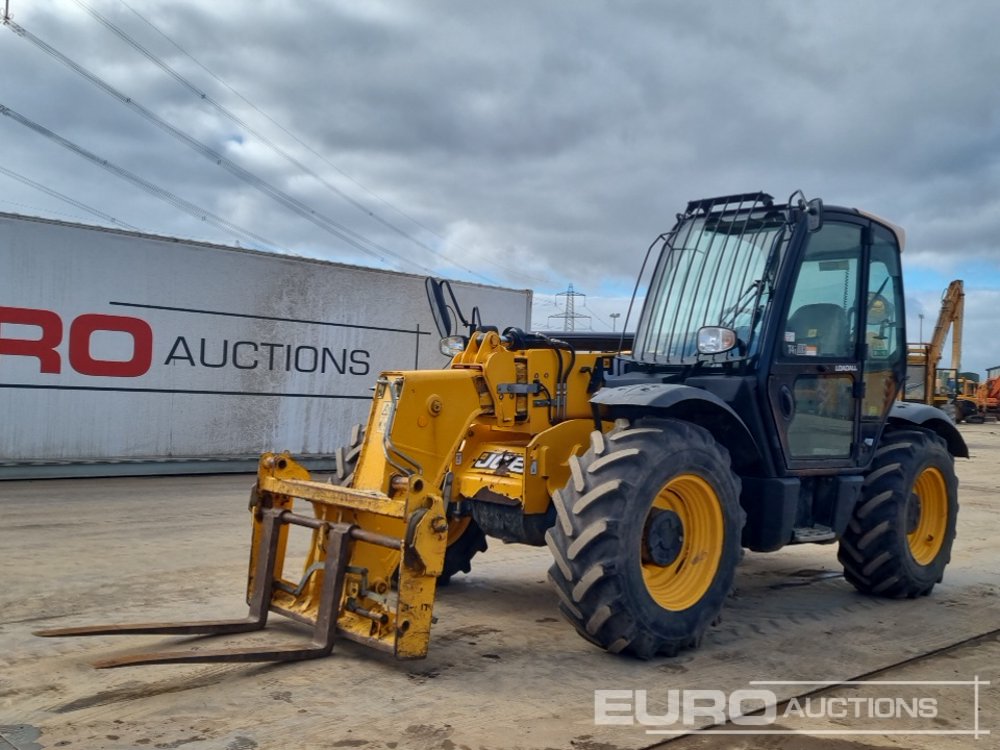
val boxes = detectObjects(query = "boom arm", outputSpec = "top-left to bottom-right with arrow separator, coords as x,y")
907,279 -> 964,402
928,279 -> 964,373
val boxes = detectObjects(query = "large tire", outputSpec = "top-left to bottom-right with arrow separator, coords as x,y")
331,424 -> 486,585
838,428 -> 958,597
438,517 -> 488,585
330,423 -> 365,486
956,399 -> 979,423
545,418 -> 744,659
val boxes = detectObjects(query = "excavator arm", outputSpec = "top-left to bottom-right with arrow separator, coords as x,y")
906,279 -> 964,403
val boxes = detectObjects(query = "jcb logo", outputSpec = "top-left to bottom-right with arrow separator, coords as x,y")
472,450 -> 525,475
0,305 -> 153,378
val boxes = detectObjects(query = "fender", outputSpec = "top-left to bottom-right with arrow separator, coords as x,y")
888,401 -> 969,458
591,383 -> 761,469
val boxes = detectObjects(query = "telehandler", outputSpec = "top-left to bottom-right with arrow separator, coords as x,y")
38,191 -> 966,666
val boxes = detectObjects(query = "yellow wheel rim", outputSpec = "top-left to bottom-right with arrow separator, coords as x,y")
641,474 -> 724,611
907,467 -> 948,565
447,517 -> 471,546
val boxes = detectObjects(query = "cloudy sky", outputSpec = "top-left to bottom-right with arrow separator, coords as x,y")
2,1 -> 999,374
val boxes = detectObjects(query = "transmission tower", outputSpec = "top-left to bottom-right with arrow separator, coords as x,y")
547,283 -> 591,331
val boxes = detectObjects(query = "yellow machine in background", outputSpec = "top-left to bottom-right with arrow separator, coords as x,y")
903,279 -> 964,420
972,364 -> 1000,422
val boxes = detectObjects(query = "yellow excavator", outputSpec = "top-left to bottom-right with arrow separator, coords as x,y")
38,192 -> 967,666
903,279 -> 966,420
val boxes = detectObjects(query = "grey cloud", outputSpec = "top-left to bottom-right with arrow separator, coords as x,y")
1,0 -> 999,365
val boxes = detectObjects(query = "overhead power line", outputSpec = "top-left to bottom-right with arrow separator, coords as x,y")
115,1 -> 450,242
114,0 -> 512,283
0,103 -> 288,252
118,0 -> 549,285
69,0 -> 501,284
3,17 -> 430,274
581,301 -> 612,330
0,164 -> 140,230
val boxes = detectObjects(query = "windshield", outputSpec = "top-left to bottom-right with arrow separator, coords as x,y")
632,206 -> 788,365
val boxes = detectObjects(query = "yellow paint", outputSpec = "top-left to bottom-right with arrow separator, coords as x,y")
907,466 -> 949,566
641,474 -> 724,611
246,334 -> 620,658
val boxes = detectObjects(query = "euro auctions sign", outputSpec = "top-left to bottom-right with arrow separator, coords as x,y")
0,304 -> 372,381
0,214 -> 531,468
595,679 -> 991,738
0,307 -> 154,377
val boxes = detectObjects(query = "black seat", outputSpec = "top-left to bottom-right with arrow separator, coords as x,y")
787,303 -> 849,356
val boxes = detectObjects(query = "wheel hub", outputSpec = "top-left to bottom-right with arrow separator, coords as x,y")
907,466 -> 949,566
644,509 -> 684,567
906,492 -> 921,535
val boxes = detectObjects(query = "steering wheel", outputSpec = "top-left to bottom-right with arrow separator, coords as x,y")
867,292 -> 892,325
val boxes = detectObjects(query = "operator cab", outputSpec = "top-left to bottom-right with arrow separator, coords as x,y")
608,191 -> 907,476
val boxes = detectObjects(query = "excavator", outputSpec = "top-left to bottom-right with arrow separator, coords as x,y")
37,191 -> 966,666
972,364 -> 1000,421
955,374 -> 981,422
903,280 -> 967,420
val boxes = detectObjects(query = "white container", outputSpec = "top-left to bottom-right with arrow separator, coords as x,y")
0,213 -> 532,477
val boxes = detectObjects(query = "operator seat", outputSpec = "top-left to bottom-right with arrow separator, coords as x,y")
787,303 -> 849,357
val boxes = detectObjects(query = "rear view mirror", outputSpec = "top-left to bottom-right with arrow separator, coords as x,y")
425,277 -> 453,337
424,277 -> 483,338
788,190 -> 824,233
807,197 -> 824,232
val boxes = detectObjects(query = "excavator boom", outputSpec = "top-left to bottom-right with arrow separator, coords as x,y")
905,279 -> 964,405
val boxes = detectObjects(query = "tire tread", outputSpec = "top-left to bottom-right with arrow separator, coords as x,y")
838,428 -> 958,598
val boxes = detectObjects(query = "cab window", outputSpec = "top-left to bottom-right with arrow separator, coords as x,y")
781,222 -> 863,359
861,225 -> 904,419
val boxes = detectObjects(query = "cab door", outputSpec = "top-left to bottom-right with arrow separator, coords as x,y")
767,218 -> 865,470
856,223 -> 906,461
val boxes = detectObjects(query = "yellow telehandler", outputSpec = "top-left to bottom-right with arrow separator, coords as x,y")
38,191 -> 967,666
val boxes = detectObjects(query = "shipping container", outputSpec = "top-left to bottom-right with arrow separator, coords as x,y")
0,212 -> 532,478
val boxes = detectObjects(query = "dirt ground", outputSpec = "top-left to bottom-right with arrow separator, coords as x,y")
1,423 -> 998,750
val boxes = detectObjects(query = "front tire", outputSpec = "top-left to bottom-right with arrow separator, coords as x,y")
838,428 -> 958,597
546,418 -> 744,659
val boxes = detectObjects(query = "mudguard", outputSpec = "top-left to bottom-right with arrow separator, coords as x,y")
888,401 -> 969,458
591,383 -> 761,468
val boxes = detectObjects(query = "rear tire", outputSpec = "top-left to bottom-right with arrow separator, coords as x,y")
838,428 -> 958,597
546,418 -> 744,659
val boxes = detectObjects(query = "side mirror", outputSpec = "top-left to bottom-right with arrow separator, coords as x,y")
425,277 -> 454,338
806,197 -> 823,232
425,277 -> 483,339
